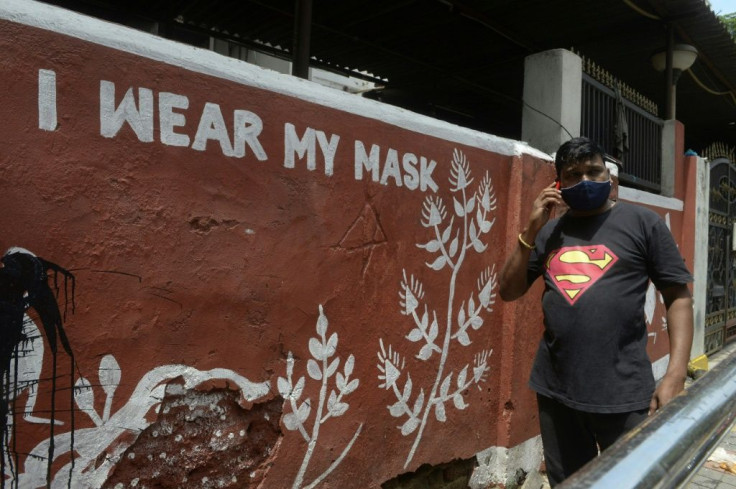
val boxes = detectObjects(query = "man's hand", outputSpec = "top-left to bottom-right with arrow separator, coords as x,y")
499,182 -> 562,301
526,181 -> 563,237
649,373 -> 686,414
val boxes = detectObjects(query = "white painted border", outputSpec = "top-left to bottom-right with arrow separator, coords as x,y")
2,0 -> 551,161
620,187 -> 684,211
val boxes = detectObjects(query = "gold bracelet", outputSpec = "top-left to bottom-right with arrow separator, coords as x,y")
518,233 -> 536,251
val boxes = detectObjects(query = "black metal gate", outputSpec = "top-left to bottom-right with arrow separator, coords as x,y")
705,157 -> 736,354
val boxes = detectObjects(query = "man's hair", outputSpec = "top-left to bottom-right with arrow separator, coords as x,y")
554,137 -> 606,176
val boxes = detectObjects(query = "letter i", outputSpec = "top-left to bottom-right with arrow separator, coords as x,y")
38,69 -> 57,131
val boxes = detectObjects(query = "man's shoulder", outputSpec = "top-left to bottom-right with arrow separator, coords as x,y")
613,201 -> 661,222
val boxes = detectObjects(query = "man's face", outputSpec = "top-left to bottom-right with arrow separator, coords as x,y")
559,155 -> 610,188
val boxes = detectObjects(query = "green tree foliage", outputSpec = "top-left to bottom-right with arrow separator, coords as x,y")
720,13 -> 736,38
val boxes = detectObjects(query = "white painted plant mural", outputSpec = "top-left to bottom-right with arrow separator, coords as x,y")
277,305 -> 363,489
7,354 -> 270,488
377,149 -> 498,468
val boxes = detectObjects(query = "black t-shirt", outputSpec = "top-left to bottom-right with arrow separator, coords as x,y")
526,202 -> 693,413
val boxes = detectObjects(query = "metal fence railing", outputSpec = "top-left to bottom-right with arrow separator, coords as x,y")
581,74 -> 664,193
558,349 -> 736,488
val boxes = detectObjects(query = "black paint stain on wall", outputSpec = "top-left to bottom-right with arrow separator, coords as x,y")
0,248 -> 75,489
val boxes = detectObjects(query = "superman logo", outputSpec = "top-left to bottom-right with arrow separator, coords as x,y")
545,245 -> 619,305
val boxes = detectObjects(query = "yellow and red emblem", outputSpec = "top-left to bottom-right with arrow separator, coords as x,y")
545,245 -> 619,305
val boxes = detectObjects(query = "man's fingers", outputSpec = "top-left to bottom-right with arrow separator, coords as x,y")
648,396 -> 658,415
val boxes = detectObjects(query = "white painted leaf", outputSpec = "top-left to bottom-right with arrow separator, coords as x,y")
453,197 -> 465,217
417,344 -> 433,360
423,239 -> 441,252
479,280 -> 493,307
293,376 -> 305,400
407,328 -> 423,342
344,354 -> 355,376
435,401 -> 447,422
449,235 -> 458,257
283,412 -> 300,431
453,393 -> 468,410
331,402 -> 349,417
99,354 -> 120,398
309,337 -> 324,361
441,222 -> 452,243
457,330 -> 471,346
428,204 -> 442,226
457,306 -> 466,328
469,220 -> 477,242
336,372 -> 346,391
316,305 -> 328,336
402,376 -> 413,402
344,379 -> 359,394
420,310 -> 428,330
428,316 -> 438,342
465,195 -> 475,214
468,297 -> 476,316
277,377 -> 292,398
413,390 -> 425,417
328,390 -> 338,411
457,365 -> 468,388
470,316 -> 484,330
326,358 -> 340,378
389,401 -> 405,417
482,186 -> 491,211
403,286 -> 418,314
440,373 -> 452,398
401,417 -> 420,436
480,219 -> 492,233
74,377 -> 95,412
473,239 -> 487,253
326,333 -> 338,358
297,400 -> 311,423
307,359 -> 322,380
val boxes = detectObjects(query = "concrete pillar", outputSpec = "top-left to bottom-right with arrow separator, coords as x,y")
521,49 -> 581,155
661,120 -> 678,197
691,156 -> 710,359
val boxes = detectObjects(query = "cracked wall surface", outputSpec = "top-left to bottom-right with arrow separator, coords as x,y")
102,384 -> 282,489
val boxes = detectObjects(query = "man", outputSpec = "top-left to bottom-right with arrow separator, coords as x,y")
499,137 -> 693,487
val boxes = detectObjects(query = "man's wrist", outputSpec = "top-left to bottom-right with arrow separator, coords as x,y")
662,369 -> 687,383
518,232 -> 535,251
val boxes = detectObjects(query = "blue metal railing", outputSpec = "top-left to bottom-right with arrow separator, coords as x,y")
559,349 -> 736,488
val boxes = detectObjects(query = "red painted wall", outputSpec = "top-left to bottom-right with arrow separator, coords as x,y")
0,12 -> 554,489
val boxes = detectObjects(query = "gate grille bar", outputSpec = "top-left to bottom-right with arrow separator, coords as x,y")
558,349 -> 736,489
581,73 -> 663,193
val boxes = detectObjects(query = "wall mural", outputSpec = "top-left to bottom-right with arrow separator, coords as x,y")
0,248 -> 76,489
277,305 -> 362,489
2,148 -> 503,487
0,248 -> 272,488
15,359 -> 270,488
376,149 -> 498,468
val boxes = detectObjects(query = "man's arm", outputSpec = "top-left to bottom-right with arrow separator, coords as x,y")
649,283 -> 693,414
499,182 -> 562,301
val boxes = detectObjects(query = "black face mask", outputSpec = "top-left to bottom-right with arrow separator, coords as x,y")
560,180 -> 612,211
